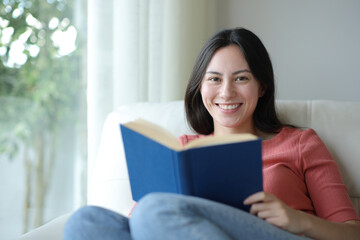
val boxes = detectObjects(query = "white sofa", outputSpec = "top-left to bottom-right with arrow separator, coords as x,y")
19,100 -> 360,239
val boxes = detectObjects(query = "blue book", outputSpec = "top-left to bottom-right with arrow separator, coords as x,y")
120,119 -> 263,211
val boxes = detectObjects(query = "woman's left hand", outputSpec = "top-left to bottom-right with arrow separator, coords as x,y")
243,191 -> 309,234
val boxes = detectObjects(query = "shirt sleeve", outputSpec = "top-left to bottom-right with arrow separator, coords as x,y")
300,129 -> 359,222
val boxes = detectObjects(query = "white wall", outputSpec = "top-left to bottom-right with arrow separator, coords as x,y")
217,0 -> 360,101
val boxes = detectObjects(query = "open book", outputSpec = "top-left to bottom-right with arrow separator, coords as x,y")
120,118 -> 263,211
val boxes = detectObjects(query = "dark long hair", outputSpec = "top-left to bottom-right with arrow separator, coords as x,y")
184,28 -> 283,135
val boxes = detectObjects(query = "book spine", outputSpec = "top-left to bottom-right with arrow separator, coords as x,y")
174,151 -> 193,195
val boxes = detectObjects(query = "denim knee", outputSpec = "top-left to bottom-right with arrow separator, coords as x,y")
68,206 -> 108,224
130,193 -> 186,239
132,193 -> 183,219
65,206 -> 94,228
63,206 -> 98,239
64,206 -> 131,240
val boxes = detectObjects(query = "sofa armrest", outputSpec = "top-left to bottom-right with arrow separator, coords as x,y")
18,213 -> 71,240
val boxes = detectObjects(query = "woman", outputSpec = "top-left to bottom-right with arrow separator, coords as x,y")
64,28 -> 360,239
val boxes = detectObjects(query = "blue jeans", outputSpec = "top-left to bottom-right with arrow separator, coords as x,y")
64,193 -> 310,240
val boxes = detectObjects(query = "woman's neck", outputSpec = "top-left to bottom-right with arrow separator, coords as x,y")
213,124 -> 278,141
213,123 -> 257,136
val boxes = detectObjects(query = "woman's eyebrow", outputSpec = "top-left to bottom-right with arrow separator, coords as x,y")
205,71 -> 222,75
232,69 -> 251,75
205,69 -> 251,75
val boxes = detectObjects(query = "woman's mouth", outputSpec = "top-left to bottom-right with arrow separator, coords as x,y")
217,103 -> 241,110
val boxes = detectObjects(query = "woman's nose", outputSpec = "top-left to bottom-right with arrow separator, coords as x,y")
219,81 -> 235,99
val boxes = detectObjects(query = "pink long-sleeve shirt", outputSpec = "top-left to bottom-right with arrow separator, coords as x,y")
178,127 -> 359,222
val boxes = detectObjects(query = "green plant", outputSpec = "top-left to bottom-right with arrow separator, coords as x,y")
0,0 -> 83,232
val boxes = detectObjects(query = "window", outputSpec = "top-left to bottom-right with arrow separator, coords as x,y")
0,0 -> 87,238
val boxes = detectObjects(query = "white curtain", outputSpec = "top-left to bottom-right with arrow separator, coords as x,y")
87,0 -> 217,200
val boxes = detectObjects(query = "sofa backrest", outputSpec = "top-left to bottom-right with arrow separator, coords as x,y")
90,100 -> 360,217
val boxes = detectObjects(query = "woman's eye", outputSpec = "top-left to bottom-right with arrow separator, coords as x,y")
236,76 -> 248,81
209,77 -> 220,82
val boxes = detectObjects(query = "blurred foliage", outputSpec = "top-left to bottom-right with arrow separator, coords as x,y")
0,0 -> 85,231
0,0 -> 81,160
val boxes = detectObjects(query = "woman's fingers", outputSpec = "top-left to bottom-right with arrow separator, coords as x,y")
249,200 -> 282,216
244,191 -> 307,234
244,191 -> 278,205
243,191 -> 267,205
246,192 -> 291,225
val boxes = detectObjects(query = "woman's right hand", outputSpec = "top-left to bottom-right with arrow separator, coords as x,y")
243,191 -> 309,234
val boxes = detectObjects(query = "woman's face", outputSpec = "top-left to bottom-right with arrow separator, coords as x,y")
200,44 -> 264,135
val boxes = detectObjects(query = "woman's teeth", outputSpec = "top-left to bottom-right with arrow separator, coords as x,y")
218,104 -> 240,110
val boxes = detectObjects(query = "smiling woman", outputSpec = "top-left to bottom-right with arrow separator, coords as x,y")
200,45 -> 264,136
63,27 -> 360,240
185,28 -> 282,136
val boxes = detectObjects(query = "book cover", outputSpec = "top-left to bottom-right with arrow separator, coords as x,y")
120,119 -> 263,211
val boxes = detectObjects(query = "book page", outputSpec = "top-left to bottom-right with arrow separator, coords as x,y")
123,119 -> 259,151
184,133 -> 258,149
123,119 -> 183,151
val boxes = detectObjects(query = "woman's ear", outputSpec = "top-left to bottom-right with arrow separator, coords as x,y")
259,85 -> 266,98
